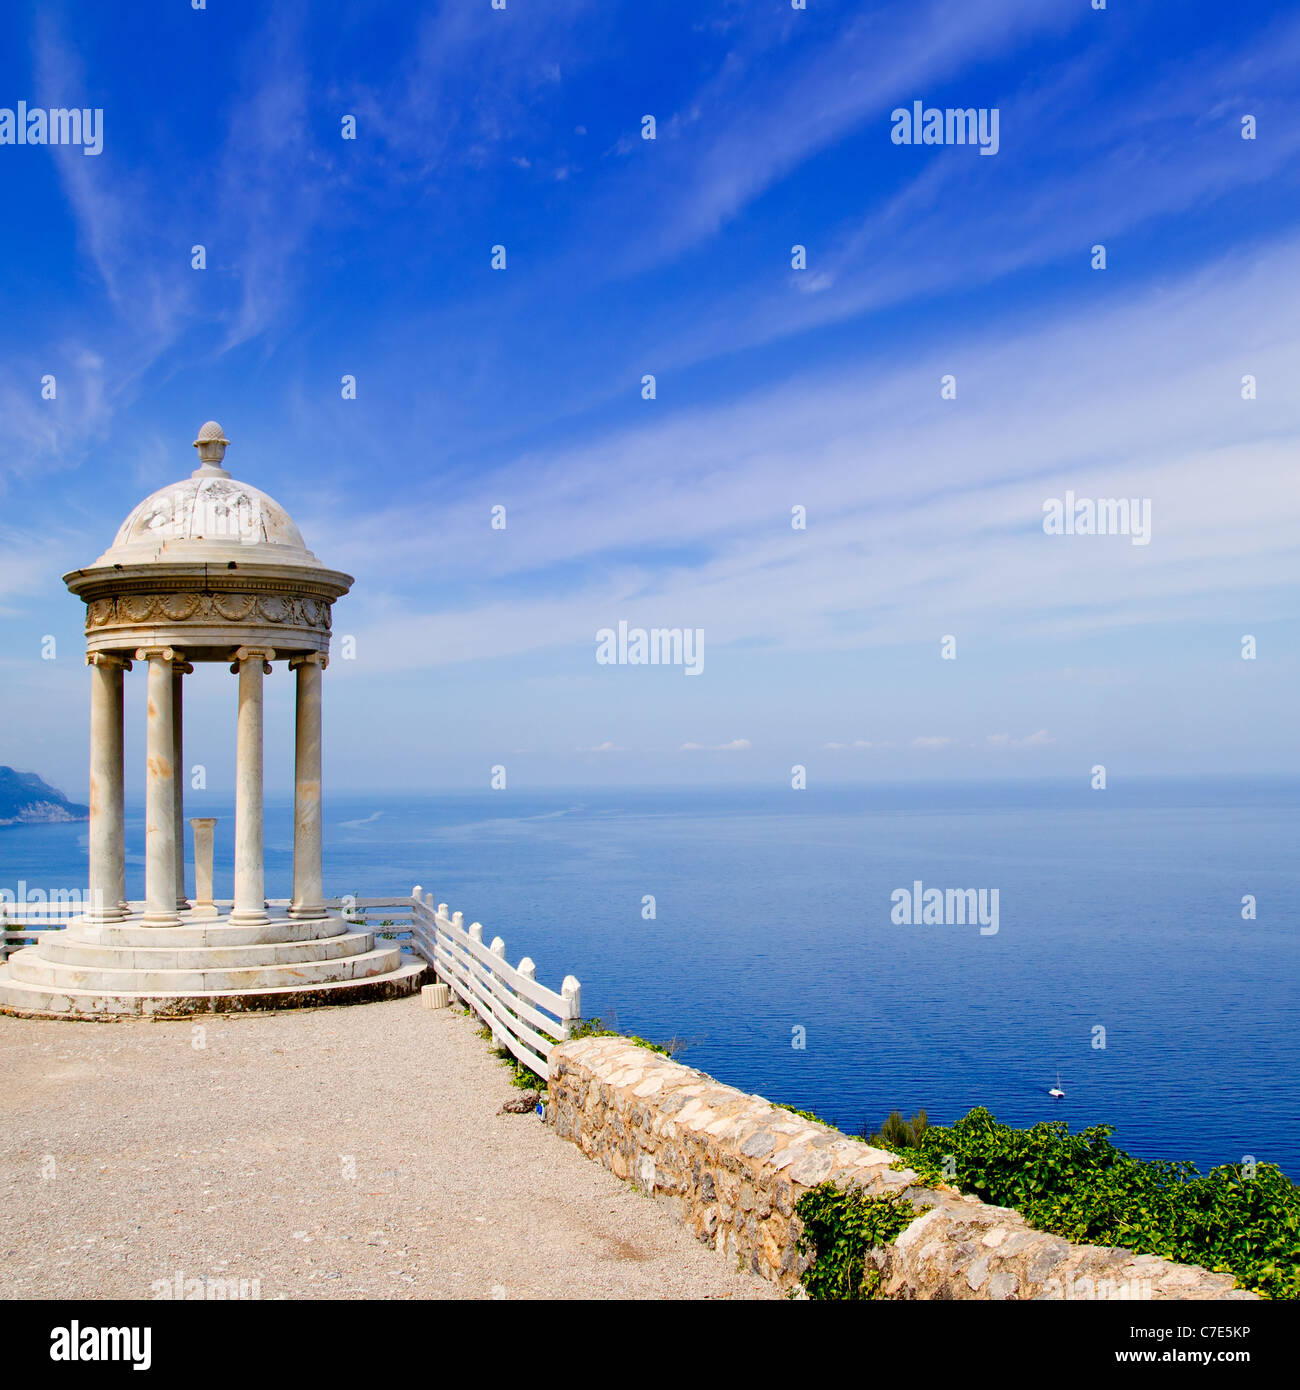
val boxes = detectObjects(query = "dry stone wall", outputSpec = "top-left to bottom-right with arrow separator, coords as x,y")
546,1037 -> 1255,1300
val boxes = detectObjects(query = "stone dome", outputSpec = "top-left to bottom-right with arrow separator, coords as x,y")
65,421 -> 353,662
85,421 -> 328,571
96,473 -> 323,568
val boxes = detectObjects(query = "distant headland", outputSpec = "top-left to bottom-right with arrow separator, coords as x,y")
0,768 -> 88,828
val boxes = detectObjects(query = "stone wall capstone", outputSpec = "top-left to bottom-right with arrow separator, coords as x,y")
546,1037 -> 1256,1300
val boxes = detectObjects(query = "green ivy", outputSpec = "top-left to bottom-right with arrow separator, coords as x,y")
794,1184 -> 919,1299
774,1102 -> 833,1127
567,1016 -> 669,1055
490,1043 -> 546,1091
894,1107 -> 1300,1300
468,1011 -> 673,1103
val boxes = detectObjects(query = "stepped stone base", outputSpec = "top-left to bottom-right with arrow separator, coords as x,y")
0,909 -> 427,1019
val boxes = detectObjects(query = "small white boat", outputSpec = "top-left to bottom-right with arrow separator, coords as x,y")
1049,1073 -> 1065,1100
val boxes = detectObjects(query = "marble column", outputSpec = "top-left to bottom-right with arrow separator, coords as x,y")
172,659 -> 194,911
289,654 -> 328,919
85,652 -> 131,924
136,646 -> 182,927
229,647 -> 274,925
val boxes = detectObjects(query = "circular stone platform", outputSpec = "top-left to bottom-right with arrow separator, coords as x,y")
0,911 -> 425,1018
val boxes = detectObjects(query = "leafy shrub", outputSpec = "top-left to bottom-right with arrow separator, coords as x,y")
794,1184 -> 920,1299
895,1107 -> 1300,1300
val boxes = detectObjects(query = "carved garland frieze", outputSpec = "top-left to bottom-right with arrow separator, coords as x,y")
85,592 -> 333,633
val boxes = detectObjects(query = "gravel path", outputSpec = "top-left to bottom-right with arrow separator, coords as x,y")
0,996 -> 774,1300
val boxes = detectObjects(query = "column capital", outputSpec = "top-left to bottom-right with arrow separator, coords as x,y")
229,646 -> 275,674
171,660 -> 195,676
86,652 -> 132,671
136,645 -> 183,663
289,652 -> 329,671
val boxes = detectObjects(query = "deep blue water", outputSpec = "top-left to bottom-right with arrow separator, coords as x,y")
3,778 -> 1296,1179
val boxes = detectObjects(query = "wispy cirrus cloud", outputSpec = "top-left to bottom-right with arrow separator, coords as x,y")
8,1 -> 1300,788
580,10 -> 1300,390
340,0 -> 597,183
18,3 -> 330,480
314,232 -> 1300,674
590,0 -> 1082,276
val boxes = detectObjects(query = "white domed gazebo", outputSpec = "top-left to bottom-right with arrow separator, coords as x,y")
0,422 -> 423,1016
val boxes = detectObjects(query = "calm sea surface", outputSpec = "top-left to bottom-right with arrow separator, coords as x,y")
3,778 -> 1296,1178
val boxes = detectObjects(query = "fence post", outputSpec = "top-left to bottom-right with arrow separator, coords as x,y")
516,956 -> 539,1056
424,891 -> 443,978
489,936 -> 507,1046
414,889 -> 431,973
409,887 -> 435,971
466,919 -> 482,1021
561,975 -> 581,1038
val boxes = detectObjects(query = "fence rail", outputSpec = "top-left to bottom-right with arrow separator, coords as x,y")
0,927 -> 48,958
408,886 -> 579,1079
4,892 -> 578,1066
0,896 -> 417,961
0,902 -> 85,960
328,897 -> 416,938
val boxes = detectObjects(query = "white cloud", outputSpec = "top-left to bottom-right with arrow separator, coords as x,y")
324,233 -> 1300,673
987,730 -> 1054,749
11,7 -> 329,483
681,739 -> 752,752
601,0 -> 1079,273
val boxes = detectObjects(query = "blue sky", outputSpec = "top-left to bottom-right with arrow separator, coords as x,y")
2,0 -> 1299,795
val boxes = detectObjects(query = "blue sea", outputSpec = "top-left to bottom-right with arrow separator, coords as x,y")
3,777 -> 1296,1179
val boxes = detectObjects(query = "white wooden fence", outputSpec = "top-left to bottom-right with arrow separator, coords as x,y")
3,893 -> 581,1077
0,901 -> 85,960
408,886 -> 580,1079
330,896 -> 416,936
